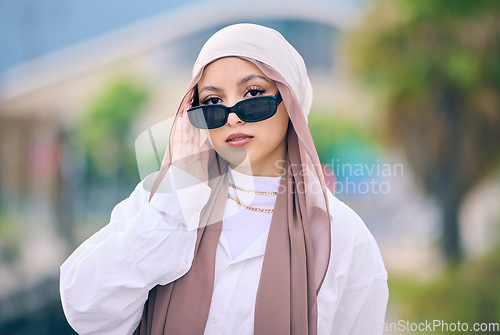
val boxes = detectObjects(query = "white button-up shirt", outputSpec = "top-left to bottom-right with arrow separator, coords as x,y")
60,166 -> 388,335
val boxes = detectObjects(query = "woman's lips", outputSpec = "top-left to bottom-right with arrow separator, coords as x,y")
226,133 -> 254,147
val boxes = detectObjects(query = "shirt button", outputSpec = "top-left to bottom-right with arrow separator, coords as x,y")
211,314 -> 220,323
229,264 -> 237,271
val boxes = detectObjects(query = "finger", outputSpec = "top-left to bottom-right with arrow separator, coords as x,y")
199,131 -> 208,146
174,113 -> 188,159
192,123 -> 199,148
181,90 -> 193,113
185,114 -> 199,150
181,111 -> 190,146
173,113 -> 182,147
200,141 -> 210,155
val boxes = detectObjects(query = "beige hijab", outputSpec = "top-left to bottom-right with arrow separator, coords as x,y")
135,23 -> 331,335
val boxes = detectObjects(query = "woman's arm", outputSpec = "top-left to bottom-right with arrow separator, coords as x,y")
331,276 -> 388,334
322,194 -> 389,335
60,167 -> 211,335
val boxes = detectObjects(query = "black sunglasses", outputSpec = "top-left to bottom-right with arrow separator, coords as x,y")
187,92 -> 282,129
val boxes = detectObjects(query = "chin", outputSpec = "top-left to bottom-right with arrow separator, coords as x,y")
215,145 -> 250,166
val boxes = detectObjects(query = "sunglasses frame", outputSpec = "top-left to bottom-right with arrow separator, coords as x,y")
187,92 -> 282,129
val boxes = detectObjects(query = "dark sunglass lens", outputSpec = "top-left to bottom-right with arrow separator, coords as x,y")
238,98 -> 274,121
187,106 -> 228,129
205,106 -> 227,128
188,108 -> 209,129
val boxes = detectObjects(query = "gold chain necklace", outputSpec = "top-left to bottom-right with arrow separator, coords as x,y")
227,194 -> 274,213
229,182 -> 278,196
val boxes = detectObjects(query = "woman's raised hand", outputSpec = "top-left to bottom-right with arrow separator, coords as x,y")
171,101 -> 210,184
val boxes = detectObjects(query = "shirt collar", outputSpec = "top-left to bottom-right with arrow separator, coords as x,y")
220,228 -> 270,263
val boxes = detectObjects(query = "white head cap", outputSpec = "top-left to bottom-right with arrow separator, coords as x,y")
192,23 -> 313,118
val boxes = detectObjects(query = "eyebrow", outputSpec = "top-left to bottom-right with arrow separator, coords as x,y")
238,74 -> 269,86
199,85 -> 222,94
198,74 -> 269,94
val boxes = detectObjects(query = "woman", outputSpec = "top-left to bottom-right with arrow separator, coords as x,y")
60,23 -> 388,335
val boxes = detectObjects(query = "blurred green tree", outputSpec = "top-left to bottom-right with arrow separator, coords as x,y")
390,248 -> 500,333
78,77 -> 149,182
347,0 -> 500,263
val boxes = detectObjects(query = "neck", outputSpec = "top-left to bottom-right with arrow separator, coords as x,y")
230,156 -> 286,177
229,138 -> 287,177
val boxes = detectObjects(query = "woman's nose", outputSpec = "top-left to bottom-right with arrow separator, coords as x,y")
226,109 -> 244,126
227,99 -> 245,126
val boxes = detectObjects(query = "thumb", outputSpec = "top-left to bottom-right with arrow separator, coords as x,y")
200,142 -> 210,162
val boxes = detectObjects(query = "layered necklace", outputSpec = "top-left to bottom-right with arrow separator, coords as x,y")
227,182 -> 278,214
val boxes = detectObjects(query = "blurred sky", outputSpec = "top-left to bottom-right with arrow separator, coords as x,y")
0,0 -> 366,76
0,0 -> 186,75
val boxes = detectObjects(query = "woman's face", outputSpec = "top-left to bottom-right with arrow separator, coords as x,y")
197,57 -> 289,176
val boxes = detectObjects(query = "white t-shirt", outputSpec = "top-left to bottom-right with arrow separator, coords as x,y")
222,167 -> 280,259
60,166 -> 388,335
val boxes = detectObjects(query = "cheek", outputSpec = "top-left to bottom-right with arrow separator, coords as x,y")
253,106 -> 288,150
272,106 -> 290,138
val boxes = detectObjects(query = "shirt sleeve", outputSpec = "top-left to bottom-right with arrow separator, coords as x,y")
326,195 -> 389,335
331,275 -> 388,334
59,166 -> 211,335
